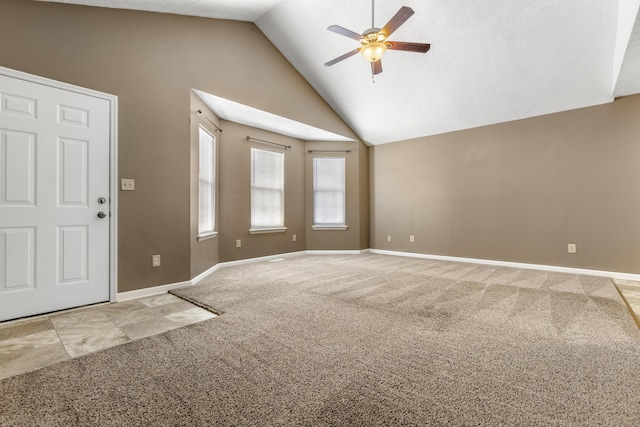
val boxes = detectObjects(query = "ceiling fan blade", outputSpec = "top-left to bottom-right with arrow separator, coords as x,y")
324,48 -> 361,66
327,25 -> 363,41
371,60 -> 383,75
381,6 -> 414,37
386,41 -> 431,53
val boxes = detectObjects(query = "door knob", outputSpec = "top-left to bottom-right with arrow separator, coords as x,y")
97,211 -> 107,219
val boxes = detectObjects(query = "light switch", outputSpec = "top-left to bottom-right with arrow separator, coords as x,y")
568,243 -> 576,254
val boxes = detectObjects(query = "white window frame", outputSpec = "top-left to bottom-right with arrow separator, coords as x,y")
312,156 -> 347,231
198,126 -> 217,240
250,147 -> 286,234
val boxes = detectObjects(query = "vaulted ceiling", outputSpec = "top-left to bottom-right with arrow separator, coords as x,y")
40,0 -> 640,145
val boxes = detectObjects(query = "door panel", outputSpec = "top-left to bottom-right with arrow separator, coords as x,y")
1,93 -> 37,118
59,138 -> 88,206
1,130 -> 36,205
0,227 -> 35,289
58,226 -> 88,284
0,73 -> 111,321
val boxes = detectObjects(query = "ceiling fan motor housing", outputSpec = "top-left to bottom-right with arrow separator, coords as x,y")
361,28 -> 388,62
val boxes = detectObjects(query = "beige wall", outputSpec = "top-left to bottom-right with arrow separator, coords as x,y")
359,140 -> 370,250
1,0 -> 363,291
8,0 -> 634,289
194,106 -> 370,264
304,141 -> 367,250
218,121 -> 307,262
370,94 -> 640,274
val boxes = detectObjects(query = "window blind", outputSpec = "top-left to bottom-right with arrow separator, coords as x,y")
313,157 -> 345,226
251,148 -> 284,228
198,127 -> 215,236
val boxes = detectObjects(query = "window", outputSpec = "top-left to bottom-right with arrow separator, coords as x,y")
198,126 -> 216,238
313,157 -> 346,228
251,148 -> 285,231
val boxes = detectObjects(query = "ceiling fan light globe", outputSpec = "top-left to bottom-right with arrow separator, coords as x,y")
361,42 -> 387,62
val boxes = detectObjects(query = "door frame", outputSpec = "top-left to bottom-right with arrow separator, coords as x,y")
0,66 -> 118,303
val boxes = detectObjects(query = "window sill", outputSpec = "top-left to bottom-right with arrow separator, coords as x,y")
249,227 -> 287,235
311,225 -> 348,231
197,231 -> 218,241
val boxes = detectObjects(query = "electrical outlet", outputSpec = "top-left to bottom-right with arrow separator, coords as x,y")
409,235 -> 415,243
568,243 -> 576,254
236,239 -> 242,248
387,235 -> 391,242
121,178 -> 135,191
152,254 -> 161,267
292,234 -> 297,242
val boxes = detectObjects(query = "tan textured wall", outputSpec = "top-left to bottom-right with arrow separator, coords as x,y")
1,0 -> 360,291
358,140 -> 370,250
370,94 -> 640,274
304,141 -> 363,250
190,92 -> 220,277
219,121 -> 306,262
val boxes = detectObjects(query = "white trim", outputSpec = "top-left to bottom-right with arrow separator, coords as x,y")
117,280 -> 192,302
108,85 -> 118,304
192,264 -> 220,285
0,66 -> 119,304
193,250 -> 366,282
119,248 -> 640,303
368,249 -> 640,281
306,249 -> 369,255
249,227 -> 287,234
0,66 -> 116,100
117,251 -> 319,302
193,250 -> 367,281
197,231 -> 218,241
218,251 -> 307,268
311,225 -> 349,231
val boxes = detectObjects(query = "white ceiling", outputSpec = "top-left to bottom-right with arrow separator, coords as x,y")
41,0 -> 640,145
38,0 -> 284,21
193,89 -> 354,142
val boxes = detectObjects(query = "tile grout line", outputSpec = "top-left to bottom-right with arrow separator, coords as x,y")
1,293 -> 215,379
615,284 -> 640,330
50,319 -> 74,360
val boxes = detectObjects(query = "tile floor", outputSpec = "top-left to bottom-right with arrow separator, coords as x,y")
0,293 -> 217,380
614,279 -> 640,328
2,281 -> 640,381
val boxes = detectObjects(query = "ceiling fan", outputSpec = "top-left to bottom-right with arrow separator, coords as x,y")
324,1 -> 431,76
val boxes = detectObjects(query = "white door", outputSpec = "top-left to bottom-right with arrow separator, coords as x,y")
0,72 -> 111,321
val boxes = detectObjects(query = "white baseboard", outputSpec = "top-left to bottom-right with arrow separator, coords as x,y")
306,249 -> 369,255
368,249 -> 640,281
116,251 -> 308,301
217,251 -> 308,268
117,248 -> 640,302
192,264 -> 220,285
117,280 -> 192,302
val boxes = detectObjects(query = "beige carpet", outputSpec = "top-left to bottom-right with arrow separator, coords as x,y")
2,254 -> 640,426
